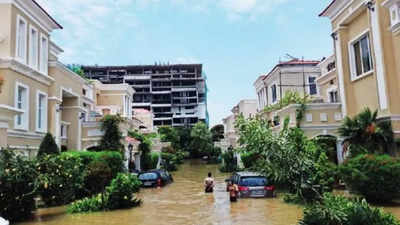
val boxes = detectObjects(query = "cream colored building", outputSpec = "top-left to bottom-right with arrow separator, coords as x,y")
220,99 -> 257,149
320,0 -> 400,138
0,0 -> 145,165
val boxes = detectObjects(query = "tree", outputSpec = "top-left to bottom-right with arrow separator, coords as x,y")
210,124 -> 224,142
99,115 -> 124,151
38,133 -> 59,156
158,126 -> 180,149
190,122 -> 213,158
338,108 -> 394,156
176,127 -> 192,153
128,130 -> 153,171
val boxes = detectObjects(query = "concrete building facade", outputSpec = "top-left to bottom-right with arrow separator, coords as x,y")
82,64 -> 209,128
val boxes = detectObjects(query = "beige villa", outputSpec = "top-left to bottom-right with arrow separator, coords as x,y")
0,0 -> 150,167
320,0 -> 400,140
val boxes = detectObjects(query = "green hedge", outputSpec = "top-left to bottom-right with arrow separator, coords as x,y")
68,173 -> 142,213
0,150 -> 37,222
150,152 -> 160,169
339,154 -> 400,203
299,193 -> 400,225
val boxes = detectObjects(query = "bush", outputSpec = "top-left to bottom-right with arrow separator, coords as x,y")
38,133 -> 59,156
299,193 -> 400,225
150,152 -> 160,169
60,151 -> 124,197
339,154 -> 400,203
240,151 -> 257,169
161,152 -> 177,171
219,148 -> 237,172
99,115 -> 124,152
68,173 -> 142,213
36,154 -> 85,207
0,150 -> 37,222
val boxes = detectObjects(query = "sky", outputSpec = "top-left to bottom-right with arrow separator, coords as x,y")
36,0 -> 334,126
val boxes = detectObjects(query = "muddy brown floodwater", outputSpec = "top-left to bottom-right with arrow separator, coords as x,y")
17,160 -> 400,225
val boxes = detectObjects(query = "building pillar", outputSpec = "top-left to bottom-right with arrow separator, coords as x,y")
135,153 -> 141,171
334,29 -> 348,116
336,138 -> 347,164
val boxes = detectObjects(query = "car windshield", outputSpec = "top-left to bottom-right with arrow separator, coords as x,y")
139,172 -> 158,180
239,177 -> 267,187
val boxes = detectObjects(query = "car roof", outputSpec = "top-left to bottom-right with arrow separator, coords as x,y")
235,171 -> 264,177
139,169 -> 164,174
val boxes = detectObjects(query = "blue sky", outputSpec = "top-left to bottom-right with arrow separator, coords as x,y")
36,0 -> 333,126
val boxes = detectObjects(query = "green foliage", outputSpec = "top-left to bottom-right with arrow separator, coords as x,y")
158,126 -> 179,148
190,122 -> 214,158
235,115 -> 336,202
67,64 -> 87,79
129,130 -> 154,171
296,103 -> 307,128
161,152 -> 178,171
313,136 -> 338,164
84,160 -> 112,195
176,127 -> 192,153
210,124 -> 225,142
150,152 -> 160,169
0,150 -> 37,222
339,108 -> 394,156
219,147 -> 237,172
339,154 -> 400,203
264,91 -> 309,113
299,193 -> 400,225
38,133 -> 59,157
99,115 -> 124,152
68,173 -> 142,213
241,151 -> 258,169
36,154 -> 85,207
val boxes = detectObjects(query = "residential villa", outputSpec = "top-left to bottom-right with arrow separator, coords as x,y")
0,0 -> 151,168
218,99 -> 257,150
320,0 -> 400,140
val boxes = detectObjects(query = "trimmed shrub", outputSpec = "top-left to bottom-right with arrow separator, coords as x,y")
36,154 -> 85,207
37,133 -> 59,156
339,154 -> 400,203
84,161 -> 112,196
0,150 -> 37,222
68,173 -> 141,213
299,193 -> 400,225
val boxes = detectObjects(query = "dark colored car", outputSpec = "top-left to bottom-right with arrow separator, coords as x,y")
138,169 -> 173,188
226,172 -> 275,198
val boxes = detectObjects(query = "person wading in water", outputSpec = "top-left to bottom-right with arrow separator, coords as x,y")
204,172 -> 214,193
227,180 -> 239,202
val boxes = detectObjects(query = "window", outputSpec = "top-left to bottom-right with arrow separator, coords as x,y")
320,113 -> 328,122
16,15 -> 27,63
14,83 -> 29,130
308,76 -> 317,95
39,34 -> 48,75
334,112 -> 343,121
271,84 -> 277,103
350,33 -> 373,78
29,26 -> 38,69
306,113 -> 313,122
329,91 -> 338,103
36,91 -> 48,132
60,124 -> 67,138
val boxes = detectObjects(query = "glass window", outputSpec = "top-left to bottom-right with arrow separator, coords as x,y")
15,84 -> 28,129
29,27 -> 38,69
271,84 -> 277,103
309,77 -> 317,95
16,16 -> 27,62
37,92 -> 47,132
239,177 -> 268,187
139,173 -> 158,180
40,35 -> 48,74
351,34 -> 373,77
329,91 -> 338,103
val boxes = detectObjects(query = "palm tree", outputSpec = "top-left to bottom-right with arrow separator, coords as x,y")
338,108 -> 394,156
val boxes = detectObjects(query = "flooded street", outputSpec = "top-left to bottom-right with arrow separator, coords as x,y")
18,160 -> 303,225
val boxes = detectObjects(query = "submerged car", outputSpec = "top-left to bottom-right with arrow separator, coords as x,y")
138,169 -> 173,188
226,172 -> 275,198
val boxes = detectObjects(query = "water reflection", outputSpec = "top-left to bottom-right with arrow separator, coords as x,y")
17,160 -> 399,225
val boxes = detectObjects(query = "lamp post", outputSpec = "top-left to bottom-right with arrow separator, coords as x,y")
128,144 -> 133,172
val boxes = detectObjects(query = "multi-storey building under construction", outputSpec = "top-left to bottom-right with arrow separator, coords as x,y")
82,64 -> 209,128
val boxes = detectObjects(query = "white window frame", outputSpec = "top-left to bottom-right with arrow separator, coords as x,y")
39,33 -> 49,75
307,75 -> 318,96
29,25 -> 39,70
306,113 -> 313,122
348,30 -> 374,81
14,82 -> 29,130
36,90 -> 48,133
320,113 -> 328,122
15,15 -> 28,64
334,112 -> 343,121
